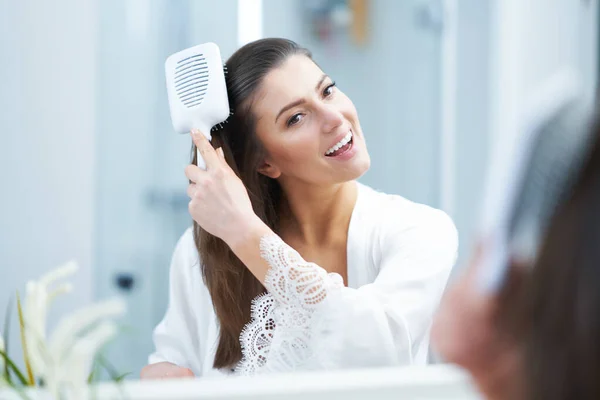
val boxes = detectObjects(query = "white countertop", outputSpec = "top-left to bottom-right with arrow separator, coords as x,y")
1,364 -> 482,399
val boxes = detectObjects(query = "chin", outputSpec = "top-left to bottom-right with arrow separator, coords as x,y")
338,154 -> 371,182
353,156 -> 371,179
355,148 -> 371,171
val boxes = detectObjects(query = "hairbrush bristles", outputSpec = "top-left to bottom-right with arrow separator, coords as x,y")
209,64 -> 232,133
210,108 -> 235,132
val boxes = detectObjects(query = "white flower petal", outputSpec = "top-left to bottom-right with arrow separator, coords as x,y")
61,322 -> 118,382
38,261 -> 78,287
49,299 -> 125,363
16,262 -> 127,399
48,283 -> 73,303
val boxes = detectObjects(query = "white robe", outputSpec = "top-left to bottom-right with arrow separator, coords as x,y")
148,183 -> 458,376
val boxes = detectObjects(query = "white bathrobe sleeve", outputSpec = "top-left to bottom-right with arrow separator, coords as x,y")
148,229 -> 204,375
236,207 -> 458,375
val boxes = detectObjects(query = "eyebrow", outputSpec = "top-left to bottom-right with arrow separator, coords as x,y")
274,74 -> 329,123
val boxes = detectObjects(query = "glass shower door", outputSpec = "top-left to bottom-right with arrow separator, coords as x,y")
94,0 -> 238,376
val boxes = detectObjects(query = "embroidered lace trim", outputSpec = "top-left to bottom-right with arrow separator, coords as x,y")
236,235 -> 344,375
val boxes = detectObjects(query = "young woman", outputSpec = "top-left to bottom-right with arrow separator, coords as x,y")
142,38 -> 458,378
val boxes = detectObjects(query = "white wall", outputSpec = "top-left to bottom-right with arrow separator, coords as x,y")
488,0 -> 598,175
451,0 -> 493,266
453,0 -> 598,268
0,0 -> 97,362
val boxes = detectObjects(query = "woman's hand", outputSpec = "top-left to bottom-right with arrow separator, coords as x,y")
431,243 -> 524,399
185,129 -> 260,245
140,362 -> 194,380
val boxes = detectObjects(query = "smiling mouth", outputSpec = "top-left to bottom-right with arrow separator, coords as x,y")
325,130 -> 353,157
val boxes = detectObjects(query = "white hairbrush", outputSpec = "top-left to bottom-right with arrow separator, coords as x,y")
477,70 -> 595,292
165,42 -> 230,169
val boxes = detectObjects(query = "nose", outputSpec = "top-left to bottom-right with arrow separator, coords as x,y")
320,104 -> 344,134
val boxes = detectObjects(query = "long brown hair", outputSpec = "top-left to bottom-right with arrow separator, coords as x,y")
190,38 -> 312,369
494,112 -> 600,399
521,114 -> 600,400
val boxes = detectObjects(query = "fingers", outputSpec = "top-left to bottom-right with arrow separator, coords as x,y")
179,368 -> 195,378
185,164 -> 203,184
185,148 -> 225,189
140,362 -> 194,380
187,183 -> 196,199
191,129 -> 219,169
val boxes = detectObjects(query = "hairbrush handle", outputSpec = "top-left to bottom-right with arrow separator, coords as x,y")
193,123 -> 212,171
197,148 -> 207,170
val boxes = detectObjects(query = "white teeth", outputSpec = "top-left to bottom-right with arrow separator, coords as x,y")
326,131 -> 353,155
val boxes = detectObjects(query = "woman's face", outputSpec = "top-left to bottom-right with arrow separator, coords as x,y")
251,55 -> 370,186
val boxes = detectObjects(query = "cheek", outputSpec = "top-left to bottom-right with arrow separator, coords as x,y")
338,92 -> 359,118
266,133 -> 318,166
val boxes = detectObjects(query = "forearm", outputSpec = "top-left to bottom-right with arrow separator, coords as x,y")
225,216 -> 275,285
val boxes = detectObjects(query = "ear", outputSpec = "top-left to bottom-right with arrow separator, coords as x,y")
257,160 -> 281,179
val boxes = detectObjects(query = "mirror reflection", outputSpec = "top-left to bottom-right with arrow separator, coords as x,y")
97,0 -> 461,378
1,0 -> 599,399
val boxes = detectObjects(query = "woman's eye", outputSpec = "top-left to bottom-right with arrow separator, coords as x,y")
323,82 -> 336,97
287,113 -> 303,127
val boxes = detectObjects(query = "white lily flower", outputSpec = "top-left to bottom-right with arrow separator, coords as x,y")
23,262 -> 78,373
33,300 -> 125,400
61,321 -> 119,399
49,299 -> 125,365
23,260 -> 78,376
38,261 -> 78,288
21,261 -> 126,400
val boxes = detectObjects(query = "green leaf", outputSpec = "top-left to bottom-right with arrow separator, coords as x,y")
93,353 -> 130,399
87,357 -> 101,384
0,349 -> 28,386
3,296 -> 14,384
15,293 -> 34,386
114,372 -> 131,383
95,353 -> 129,382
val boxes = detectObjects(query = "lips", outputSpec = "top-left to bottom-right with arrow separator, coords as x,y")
325,130 -> 353,156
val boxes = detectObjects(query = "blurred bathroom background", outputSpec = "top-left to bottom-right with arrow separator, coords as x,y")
1,0 -> 598,377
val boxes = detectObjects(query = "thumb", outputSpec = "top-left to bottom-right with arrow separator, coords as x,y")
217,147 -> 225,160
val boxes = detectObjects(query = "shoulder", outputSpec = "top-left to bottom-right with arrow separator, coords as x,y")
170,227 -> 202,280
168,227 -> 214,314
357,183 -> 458,258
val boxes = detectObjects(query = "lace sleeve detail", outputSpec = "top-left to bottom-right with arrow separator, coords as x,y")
236,235 -> 344,375
261,234 -> 344,307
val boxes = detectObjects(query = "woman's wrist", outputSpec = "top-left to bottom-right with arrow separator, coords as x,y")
223,214 -> 275,283
225,214 -> 273,255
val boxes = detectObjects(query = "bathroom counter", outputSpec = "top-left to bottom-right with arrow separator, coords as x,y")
0,364 -> 482,399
